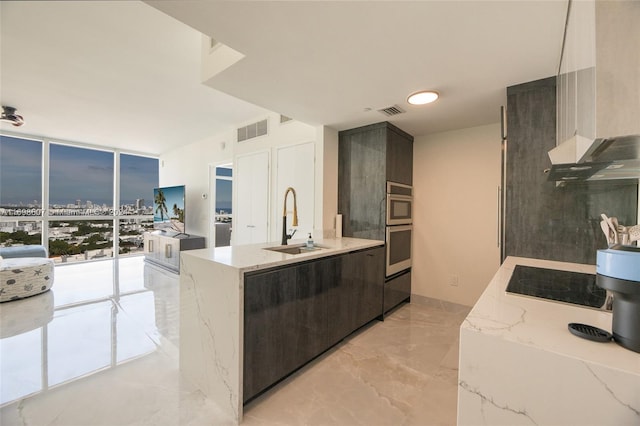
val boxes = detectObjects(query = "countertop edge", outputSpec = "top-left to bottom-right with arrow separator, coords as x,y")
463,256 -> 640,376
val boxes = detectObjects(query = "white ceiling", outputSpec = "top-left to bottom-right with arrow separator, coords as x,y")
1,1 -> 567,156
0,1 -> 269,155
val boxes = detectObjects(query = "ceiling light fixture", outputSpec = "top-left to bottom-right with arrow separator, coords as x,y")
407,91 -> 439,105
1,106 -> 25,127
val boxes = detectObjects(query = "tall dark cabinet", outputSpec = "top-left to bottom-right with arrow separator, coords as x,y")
339,122 -> 413,240
505,77 -> 638,264
338,121 -> 413,313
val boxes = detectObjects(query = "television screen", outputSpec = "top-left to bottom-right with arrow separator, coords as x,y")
153,185 -> 185,233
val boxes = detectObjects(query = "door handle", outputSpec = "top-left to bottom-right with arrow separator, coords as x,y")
497,186 -> 501,247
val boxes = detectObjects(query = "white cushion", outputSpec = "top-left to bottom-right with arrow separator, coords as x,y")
0,257 -> 54,302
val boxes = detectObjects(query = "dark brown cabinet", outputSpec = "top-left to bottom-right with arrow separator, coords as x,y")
243,266 -> 298,401
327,246 -> 384,346
386,126 -> 414,185
348,247 -> 385,330
338,121 -> 414,314
384,270 -> 411,313
243,246 -> 383,402
338,121 -> 414,241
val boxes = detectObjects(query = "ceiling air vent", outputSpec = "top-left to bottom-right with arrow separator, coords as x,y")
237,119 -> 268,142
378,105 -> 405,117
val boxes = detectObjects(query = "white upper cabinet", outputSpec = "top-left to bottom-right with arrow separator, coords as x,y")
557,0 -> 640,145
593,0 -> 640,139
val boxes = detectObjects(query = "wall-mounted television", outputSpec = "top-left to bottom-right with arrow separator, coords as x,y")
153,185 -> 185,234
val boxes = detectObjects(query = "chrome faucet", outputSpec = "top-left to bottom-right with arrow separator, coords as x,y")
281,187 -> 299,245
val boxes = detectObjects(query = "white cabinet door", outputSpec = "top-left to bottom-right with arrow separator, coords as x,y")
162,236 -> 180,270
275,142 -> 315,242
234,151 -> 269,245
144,233 -> 160,262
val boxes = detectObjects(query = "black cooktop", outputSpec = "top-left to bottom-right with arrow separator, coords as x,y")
506,265 -> 607,309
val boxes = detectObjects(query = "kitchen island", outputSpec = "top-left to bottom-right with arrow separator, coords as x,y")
179,237 -> 385,423
458,256 -> 640,425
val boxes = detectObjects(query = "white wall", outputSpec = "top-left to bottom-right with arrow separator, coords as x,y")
412,123 -> 502,307
159,111 -> 339,245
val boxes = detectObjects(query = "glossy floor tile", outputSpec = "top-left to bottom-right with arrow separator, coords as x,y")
0,257 -> 469,425
242,298 -> 470,426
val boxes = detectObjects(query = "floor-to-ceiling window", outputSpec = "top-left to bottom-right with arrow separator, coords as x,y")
0,135 -> 44,248
48,143 -> 115,262
118,153 -> 157,257
0,134 -> 158,263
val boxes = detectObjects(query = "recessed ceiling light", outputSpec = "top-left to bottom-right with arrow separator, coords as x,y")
407,91 -> 439,105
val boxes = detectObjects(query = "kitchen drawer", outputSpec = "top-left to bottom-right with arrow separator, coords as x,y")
384,270 -> 411,313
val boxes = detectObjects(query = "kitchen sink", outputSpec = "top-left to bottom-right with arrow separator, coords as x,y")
263,244 -> 326,255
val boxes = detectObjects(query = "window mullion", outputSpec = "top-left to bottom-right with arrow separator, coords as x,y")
42,139 -> 50,245
113,150 -> 120,261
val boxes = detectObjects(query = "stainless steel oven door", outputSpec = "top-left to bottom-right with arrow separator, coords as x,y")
386,194 -> 413,225
387,181 -> 413,196
386,225 -> 412,276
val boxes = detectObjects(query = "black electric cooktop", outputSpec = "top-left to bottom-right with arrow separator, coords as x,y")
506,265 -> 608,310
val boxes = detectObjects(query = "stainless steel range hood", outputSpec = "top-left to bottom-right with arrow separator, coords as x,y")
547,0 -> 640,183
547,134 -> 640,182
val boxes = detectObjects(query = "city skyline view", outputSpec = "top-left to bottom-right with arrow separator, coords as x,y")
0,135 -> 158,208
215,166 -> 232,214
0,134 -> 237,263
1,135 -> 159,264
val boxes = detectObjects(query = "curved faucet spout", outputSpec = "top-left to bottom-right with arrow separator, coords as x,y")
282,187 -> 299,245
283,187 -> 298,226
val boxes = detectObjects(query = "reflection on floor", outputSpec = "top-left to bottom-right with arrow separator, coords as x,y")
0,257 -> 470,425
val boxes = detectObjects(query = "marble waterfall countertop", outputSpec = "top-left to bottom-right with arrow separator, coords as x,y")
457,256 -> 640,425
179,237 -> 384,424
181,236 -> 384,272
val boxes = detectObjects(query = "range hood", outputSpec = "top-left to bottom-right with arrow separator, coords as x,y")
547,1 -> 639,183
547,134 -> 640,182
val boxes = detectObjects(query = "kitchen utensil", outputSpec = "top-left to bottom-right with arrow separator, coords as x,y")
601,214 -> 619,244
568,323 -> 613,342
600,220 -> 614,245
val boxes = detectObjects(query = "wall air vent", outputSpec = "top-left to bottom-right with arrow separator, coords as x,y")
237,119 -> 268,142
378,105 -> 405,116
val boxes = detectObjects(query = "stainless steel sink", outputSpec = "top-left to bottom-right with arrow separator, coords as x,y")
263,244 -> 326,255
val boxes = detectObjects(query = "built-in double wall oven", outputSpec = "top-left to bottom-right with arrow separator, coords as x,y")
386,181 -> 413,276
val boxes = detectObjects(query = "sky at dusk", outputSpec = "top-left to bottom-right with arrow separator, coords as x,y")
0,135 -> 158,207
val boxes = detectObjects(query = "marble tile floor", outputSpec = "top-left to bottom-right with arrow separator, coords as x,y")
0,256 -> 470,426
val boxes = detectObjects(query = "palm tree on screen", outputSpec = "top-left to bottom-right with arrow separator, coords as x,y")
154,189 -> 168,221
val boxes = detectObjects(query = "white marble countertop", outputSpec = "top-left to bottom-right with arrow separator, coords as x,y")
463,256 -> 640,376
181,237 -> 384,273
